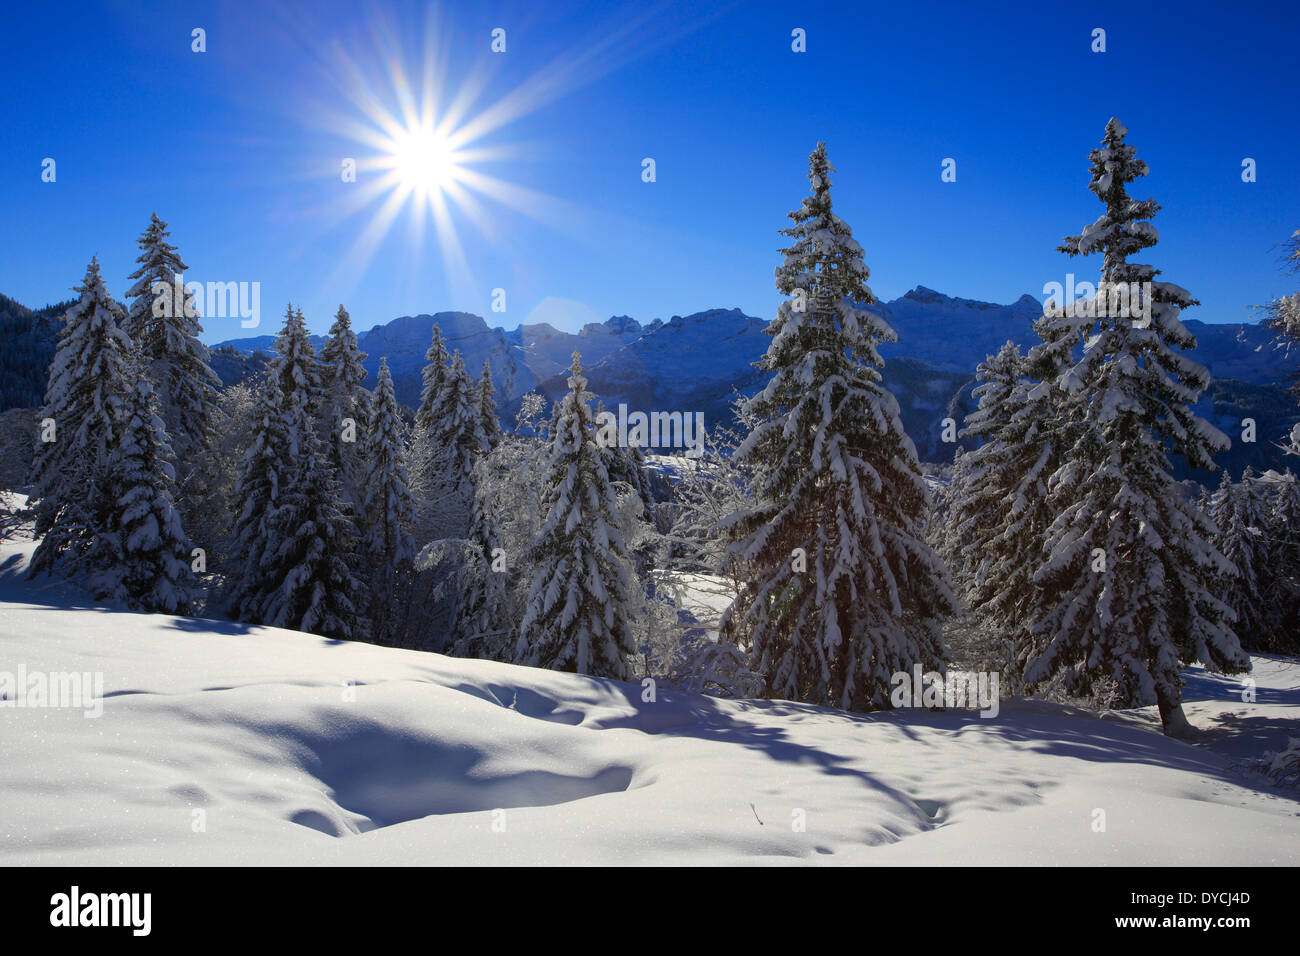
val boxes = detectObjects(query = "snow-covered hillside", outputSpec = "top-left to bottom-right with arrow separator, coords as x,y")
3,529 -> 1297,866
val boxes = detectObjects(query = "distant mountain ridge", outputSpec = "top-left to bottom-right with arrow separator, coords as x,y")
214,284 -> 1285,396
0,294 -> 75,409
207,287 -> 1298,475
211,308 -> 648,411
4,286 -> 1293,476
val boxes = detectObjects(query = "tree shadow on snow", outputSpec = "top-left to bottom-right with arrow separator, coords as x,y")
590,687 -> 1300,808
167,616 -> 261,637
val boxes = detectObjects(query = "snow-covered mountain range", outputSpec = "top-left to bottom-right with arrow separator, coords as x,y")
214,287 -> 1297,472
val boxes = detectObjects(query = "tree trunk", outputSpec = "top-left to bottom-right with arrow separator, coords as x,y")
1156,685 -> 1196,740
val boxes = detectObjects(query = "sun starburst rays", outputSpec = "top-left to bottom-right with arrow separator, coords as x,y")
307,1 -> 715,305
315,10 -> 557,305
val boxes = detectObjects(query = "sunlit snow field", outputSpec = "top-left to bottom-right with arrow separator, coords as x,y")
2,512 -> 1297,866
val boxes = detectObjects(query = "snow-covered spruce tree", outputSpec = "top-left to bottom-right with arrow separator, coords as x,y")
122,213 -> 184,344
454,464 -> 511,660
925,445 -> 968,568
263,455 -> 367,640
123,213 -> 220,460
1259,231 -> 1300,460
588,398 -> 664,674
103,371 -> 195,613
595,399 -> 654,517
940,307 -> 1083,690
515,351 -> 638,678
477,358 -> 502,453
270,306 -> 325,419
1259,469 -> 1300,651
720,142 -> 954,711
943,343 -> 1044,687
28,259 -> 134,579
186,379 -> 258,571
415,324 -> 451,432
451,418 -> 551,659
1208,468 -> 1235,526
416,350 -> 485,539
319,304 -> 371,507
1023,119 -> 1249,737
1261,229 -> 1300,399
361,359 -> 415,565
260,307 -> 368,639
224,306 -> 366,638
361,358 -> 416,642
443,351 -> 489,474
943,342 -> 1025,585
223,375 -> 289,623
410,325 -> 454,537
1195,483 -> 1212,517
1214,468 -> 1271,636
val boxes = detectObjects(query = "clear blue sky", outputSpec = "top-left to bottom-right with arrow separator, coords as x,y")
2,0 -> 1296,341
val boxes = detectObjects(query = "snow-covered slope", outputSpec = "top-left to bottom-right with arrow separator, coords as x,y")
2,531 -> 1296,866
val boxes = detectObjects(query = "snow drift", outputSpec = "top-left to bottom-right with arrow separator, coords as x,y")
1,531 -> 1297,866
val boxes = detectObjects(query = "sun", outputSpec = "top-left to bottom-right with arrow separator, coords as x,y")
315,2 -> 701,302
390,125 -> 460,196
